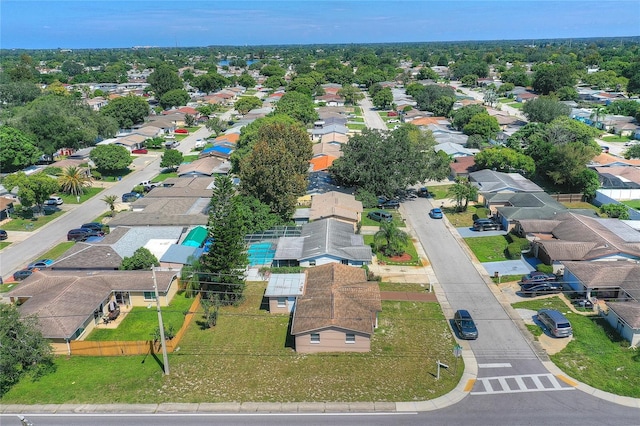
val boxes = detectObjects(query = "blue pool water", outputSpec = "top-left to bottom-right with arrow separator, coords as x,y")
248,242 -> 276,266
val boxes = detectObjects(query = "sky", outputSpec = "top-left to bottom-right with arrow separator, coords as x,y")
1,1 -> 639,49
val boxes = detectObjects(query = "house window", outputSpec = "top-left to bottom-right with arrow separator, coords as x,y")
143,291 -> 157,301
277,297 -> 286,308
345,333 -> 355,344
310,333 -> 320,344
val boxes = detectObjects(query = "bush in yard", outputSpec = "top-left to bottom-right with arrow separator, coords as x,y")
506,241 -> 523,259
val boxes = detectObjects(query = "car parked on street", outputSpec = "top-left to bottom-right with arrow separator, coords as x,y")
453,309 -> 478,340
429,208 -> 443,219
367,210 -> 393,222
0,229 -> 7,240
537,309 -> 572,338
472,218 -> 501,231
378,199 -> 400,209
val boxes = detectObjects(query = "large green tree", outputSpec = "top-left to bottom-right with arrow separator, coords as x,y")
522,96 -> 572,123
147,64 -> 183,98
120,247 -> 159,270
447,177 -> 478,212
58,165 -> 92,196
474,147 -> 536,175
462,114 -> 500,142
100,94 -> 149,129
2,171 -> 59,211
413,85 -> 456,116
234,96 -> 263,115
160,149 -> 183,170
199,175 -> 248,304
192,72 -> 228,93
159,89 -> 190,109
239,122 -> 312,219
451,104 -> 487,131
337,85 -> 364,105
330,125 -> 449,198
273,91 -> 318,124
532,64 -> 576,95
0,304 -> 55,397
0,81 -> 41,106
0,126 -> 42,173
89,144 -> 132,173
372,87 -> 393,109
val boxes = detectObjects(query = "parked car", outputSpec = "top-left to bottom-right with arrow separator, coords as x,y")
472,218 -> 501,231
417,187 -> 430,198
520,271 -> 557,285
122,192 -> 142,203
13,269 -> 33,281
174,128 -> 188,134
520,282 -> 563,297
537,309 -> 573,338
131,148 -> 148,154
81,222 -> 107,232
429,208 -> 443,219
378,199 -> 400,209
27,259 -> 54,270
138,180 -> 157,188
67,228 -> 90,242
624,141 -> 639,147
45,196 -> 64,206
601,146 -> 610,153
0,229 -> 7,240
453,309 -> 478,340
367,210 -> 393,222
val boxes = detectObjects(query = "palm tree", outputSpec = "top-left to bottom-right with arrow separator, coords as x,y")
58,166 -> 92,196
447,177 -> 478,212
102,194 -> 118,217
374,221 -> 409,257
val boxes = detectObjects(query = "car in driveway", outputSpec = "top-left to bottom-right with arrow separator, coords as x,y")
520,271 -> 557,285
45,196 -> 64,206
453,309 -> 478,340
81,222 -> 107,233
429,208 -> 443,219
472,218 -> 501,231
367,210 -> 393,222
131,148 -> 148,154
378,199 -> 400,209
122,192 -> 142,203
537,309 -> 572,338
27,259 -> 54,270
520,282 -> 563,297
0,229 -> 7,240
13,269 -> 33,281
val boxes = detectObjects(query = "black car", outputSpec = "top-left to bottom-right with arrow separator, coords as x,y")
0,229 -> 7,240
13,269 -> 33,281
472,218 -> 501,231
81,222 -> 106,232
520,271 -> 557,285
67,228 -> 90,242
520,282 -> 563,297
453,309 -> 478,340
378,199 -> 400,209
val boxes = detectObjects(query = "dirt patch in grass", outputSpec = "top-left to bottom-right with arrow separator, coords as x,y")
388,253 -> 412,262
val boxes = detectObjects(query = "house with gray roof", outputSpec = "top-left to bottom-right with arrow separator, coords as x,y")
5,269 -> 178,343
177,156 -> 229,177
470,169 -> 543,203
561,261 -> 640,347
486,192 -> 569,231
434,142 -> 476,158
273,219 -> 372,267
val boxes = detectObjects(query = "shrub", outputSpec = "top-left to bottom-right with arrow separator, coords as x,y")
506,242 -> 523,259
537,264 -> 554,274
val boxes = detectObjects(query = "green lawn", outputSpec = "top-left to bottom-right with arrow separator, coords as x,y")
347,123 -> 366,130
0,241 -> 10,251
464,235 -> 510,262
58,187 -> 104,204
39,242 -> 75,261
428,184 -> 453,200
601,135 -> 631,143
1,284 -> 460,403
182,154 -> 199,162
442,204 -> 488,228
620,200 -> 640,209
507,102 -> 523,109
153,171 -> 178,181
379,282 -> 429,292
512,297 -> 640,398
85,293 -> 195,341
1,210 -> 65,231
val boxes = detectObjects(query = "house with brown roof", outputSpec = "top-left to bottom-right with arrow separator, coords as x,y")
516,212 -> 640,271
5,269 -> 178,343
309,191 -> 362,227
290,263 -> 381,353
450,156 -> 476,179
177,156 -> 229,177
562,261 -> 640,347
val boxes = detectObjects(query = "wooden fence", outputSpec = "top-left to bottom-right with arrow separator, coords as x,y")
61,294 -> 202,357
549,193 -> 584,203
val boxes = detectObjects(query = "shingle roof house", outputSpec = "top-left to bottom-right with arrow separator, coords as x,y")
290,263 -> 381,353
516,212 -> 640,266
470,169 -> 544,194
273,219 -> 372,267
308,191 -> 363,226
6,270 -> 178,342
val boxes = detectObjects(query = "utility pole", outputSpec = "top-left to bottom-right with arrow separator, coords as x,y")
152,267 -> 170,375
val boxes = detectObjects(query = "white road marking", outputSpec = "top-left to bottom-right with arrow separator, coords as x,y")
477,363 -> 512,368
471,374 -> 575,395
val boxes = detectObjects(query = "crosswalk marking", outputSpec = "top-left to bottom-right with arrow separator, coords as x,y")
470,374 -> 575,395
478,363 -> 512,368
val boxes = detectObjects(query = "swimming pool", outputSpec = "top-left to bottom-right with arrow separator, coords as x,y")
247,242 -> 276,267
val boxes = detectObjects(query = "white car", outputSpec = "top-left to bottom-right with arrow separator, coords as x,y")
45,196 -> 63,206
624,141 -> 639,147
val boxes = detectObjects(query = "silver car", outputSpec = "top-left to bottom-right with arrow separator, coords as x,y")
537,309 -> 572,338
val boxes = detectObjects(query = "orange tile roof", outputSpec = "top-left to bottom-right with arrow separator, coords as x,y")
215,133 -> 240,144
310,155 -> 337,171
410,116 -> 449,126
